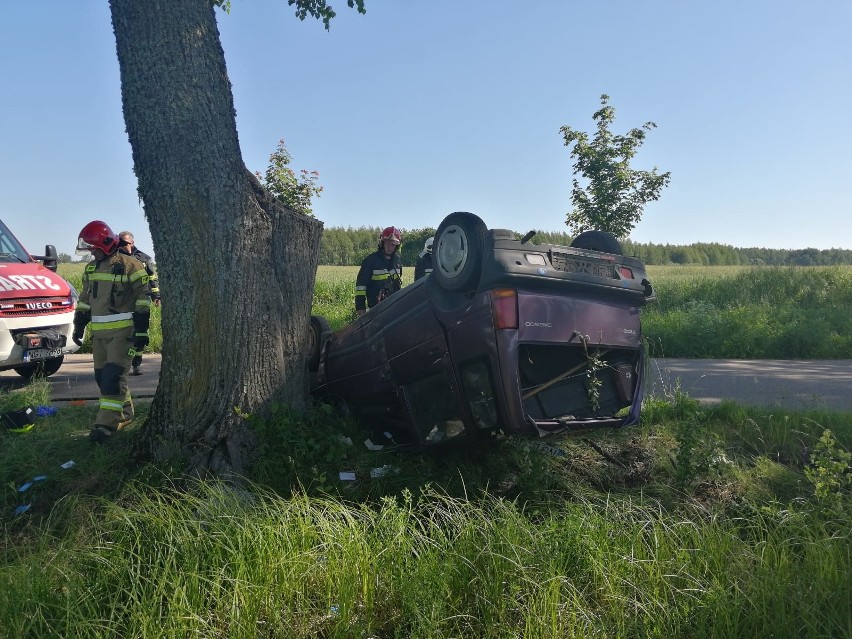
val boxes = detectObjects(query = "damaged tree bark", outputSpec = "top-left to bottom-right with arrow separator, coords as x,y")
109,0 -> 322,476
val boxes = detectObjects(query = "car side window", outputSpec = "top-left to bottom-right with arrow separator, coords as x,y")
459,360 -> 499,431
402,371 -> 466,445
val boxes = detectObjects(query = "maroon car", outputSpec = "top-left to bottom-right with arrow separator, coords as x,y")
308,212 -> 655,448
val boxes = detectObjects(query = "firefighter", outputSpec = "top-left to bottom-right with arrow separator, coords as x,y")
414,236 -> 434,281
355,226 -> 403,316
118,230 -> 160,375
73,221 -> 151,443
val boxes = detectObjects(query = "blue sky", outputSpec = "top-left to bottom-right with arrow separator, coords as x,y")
2,1 -> 850,258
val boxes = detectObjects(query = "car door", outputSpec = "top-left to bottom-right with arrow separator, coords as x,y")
382,281 -> 468,444
323,303 -> 391,405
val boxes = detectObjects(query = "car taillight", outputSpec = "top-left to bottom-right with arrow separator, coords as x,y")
490,288 -> 517,330
618,266 -> 634,279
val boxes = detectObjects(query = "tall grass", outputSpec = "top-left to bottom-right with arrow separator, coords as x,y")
2,481 -> 848,639
2,389 -> 850,638
646,265 -> 852,313
643,266 -> 852,358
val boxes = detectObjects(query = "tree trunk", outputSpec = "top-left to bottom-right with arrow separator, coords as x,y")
109,0 -> 323,476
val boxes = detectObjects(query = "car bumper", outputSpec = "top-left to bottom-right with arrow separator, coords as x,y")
0,311 -> 80,370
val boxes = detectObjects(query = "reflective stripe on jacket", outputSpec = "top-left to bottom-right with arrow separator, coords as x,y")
355,249 -> 403,311
414,253 -> 433,281
79,252 -> 151,332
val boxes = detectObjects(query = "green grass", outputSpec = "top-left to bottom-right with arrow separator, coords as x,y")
6,481 -> 849,638
643,265 -> 852,358
2,377 -> 850,637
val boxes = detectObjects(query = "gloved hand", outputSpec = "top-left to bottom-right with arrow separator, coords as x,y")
132,335 -> 149,351
72,311 -> 89,347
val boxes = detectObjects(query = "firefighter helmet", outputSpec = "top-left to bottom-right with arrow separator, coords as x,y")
379,226 -> 402,246
419,236 -> 434,258
76,220 -> 120,256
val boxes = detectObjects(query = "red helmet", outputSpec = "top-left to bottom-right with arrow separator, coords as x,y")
379,226 -> 402,246
76,220 -> 119,256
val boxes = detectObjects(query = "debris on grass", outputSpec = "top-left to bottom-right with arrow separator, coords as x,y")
364,438 -> 384,451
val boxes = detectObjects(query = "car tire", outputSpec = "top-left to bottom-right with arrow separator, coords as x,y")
570,230 -> 623,255
307,315 -> 331,372
14,356 -> 65,380
432,212 -> 487,292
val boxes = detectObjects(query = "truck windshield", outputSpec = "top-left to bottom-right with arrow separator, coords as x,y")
0,219 -> 33,263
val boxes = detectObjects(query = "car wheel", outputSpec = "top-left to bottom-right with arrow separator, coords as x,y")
307,315 -> 331,371
432,212 -> 487,292
14,356 -> 65,380
570,230 -> 623,255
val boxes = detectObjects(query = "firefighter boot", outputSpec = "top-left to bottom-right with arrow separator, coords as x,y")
88,426 -> 113,444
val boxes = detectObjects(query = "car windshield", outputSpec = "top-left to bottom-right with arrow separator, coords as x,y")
0,219 -> 32,263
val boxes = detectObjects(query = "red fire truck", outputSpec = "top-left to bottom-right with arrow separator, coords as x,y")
0,218 -> 80,379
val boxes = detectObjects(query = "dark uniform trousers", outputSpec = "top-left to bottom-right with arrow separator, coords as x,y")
92,328 -> 135,428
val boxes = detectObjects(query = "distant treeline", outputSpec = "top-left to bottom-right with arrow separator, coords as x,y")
319,226 -> 852,267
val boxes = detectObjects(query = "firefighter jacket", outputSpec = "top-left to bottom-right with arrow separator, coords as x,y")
75,252 -> 151,338
355,249 -> 403,311
414,252 -> 433,281
121,246 -> 161,303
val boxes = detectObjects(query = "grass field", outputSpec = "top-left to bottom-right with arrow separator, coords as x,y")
642,265 -> 852,358
2,262 -> 851,637
2,370 -> 850,637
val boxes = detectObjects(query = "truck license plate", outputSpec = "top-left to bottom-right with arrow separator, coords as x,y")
551,251 -> 615,278
23,347 -> 62,362
562,257 -> 614,278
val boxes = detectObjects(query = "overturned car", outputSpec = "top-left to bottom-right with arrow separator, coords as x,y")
308,212 -> 655,448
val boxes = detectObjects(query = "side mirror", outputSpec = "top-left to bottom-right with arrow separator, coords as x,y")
42,245 -> 59,272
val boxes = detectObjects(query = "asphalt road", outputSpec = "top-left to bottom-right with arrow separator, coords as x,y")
650,358 -> 852,412
2,354 -> 852,412
1,354 -> 160,404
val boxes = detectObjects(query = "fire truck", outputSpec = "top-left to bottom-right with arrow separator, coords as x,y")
0,218 -> 80,379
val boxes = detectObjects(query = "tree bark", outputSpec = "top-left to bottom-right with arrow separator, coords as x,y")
109,0 -> 323,476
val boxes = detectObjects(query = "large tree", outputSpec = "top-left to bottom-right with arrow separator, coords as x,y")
560,94 -> 671,239
108,0 -> 362,476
